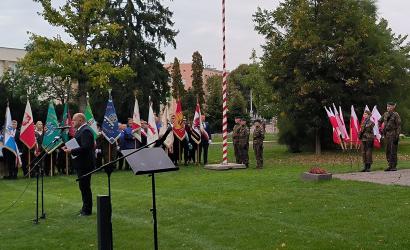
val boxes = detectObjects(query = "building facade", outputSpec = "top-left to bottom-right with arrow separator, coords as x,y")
0,47 -> 26,77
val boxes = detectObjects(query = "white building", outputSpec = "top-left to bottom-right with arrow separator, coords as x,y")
0,47 -> 26,76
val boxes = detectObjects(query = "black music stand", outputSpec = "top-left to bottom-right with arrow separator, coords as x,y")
122,147 -> 178,250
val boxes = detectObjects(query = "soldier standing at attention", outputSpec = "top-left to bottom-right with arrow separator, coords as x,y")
238,118 -> 250,167
359,110 -> 374,172
253,119 -> 265,169
379,102 -> 401,171
232,117 -> 241,164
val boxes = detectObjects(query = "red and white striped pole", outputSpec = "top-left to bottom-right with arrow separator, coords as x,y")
222,0 -> 228,164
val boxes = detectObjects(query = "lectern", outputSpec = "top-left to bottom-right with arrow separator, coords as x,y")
122,147 -> 178,250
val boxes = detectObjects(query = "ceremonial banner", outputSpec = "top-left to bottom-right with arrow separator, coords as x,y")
131,97 -> 142,142
173,99 -> 185,141
147,100 -> 159,146
61,103 -> 75,142
102,98 -> 120,144
43,102 -> 63,153
4,105 -> 21,166
20,100 -> 36,149
191,102 -> 201,144
84,100 -> 98,140
159,105 -> 174,149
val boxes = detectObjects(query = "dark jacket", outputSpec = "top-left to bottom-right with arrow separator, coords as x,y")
71,125 -> 95,176
119,127 -> 136,150
201,122 -> 212,145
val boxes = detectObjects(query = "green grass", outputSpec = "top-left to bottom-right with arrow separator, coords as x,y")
1,138 -> 410,249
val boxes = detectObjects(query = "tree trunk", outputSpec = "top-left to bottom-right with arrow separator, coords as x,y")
77,76 -> 88,112
315,129 -> 321,155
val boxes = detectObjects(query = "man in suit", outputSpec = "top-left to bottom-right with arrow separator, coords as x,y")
199,115 -> 212,165
63,113 -> 95,216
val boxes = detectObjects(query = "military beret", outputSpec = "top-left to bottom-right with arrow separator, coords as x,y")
254,119 -> 261,123
387,102 -> 396,106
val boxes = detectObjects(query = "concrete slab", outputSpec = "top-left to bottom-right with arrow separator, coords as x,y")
333,169 -> 410,186
204,163 -> 246,171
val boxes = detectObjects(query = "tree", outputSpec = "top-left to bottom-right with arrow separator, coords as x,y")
191,51 -> 205,105
254,0 -> 410,153
97,0 -> 177,119
20,0 -> 133,111
228,60 -> 277,119
171,57 -> 185,99
205,75 -> 247,133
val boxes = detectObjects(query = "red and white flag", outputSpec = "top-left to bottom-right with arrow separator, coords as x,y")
371,106 -> 382,148
191,102 -> 201,144
350,105 -> 360,146
20,100 -> 36,149
147,98 -> 158,146
325,107 -> 341,145
159,105 -> 174,149
333,104 -> 349,142
361,105 -> 370,125
131,97 -> 142,142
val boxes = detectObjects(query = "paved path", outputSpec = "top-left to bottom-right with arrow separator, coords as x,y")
333,169 -> 410,187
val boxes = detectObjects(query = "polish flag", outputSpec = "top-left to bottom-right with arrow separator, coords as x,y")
350,105 -> 360,146
325,107 -> 341,144
20,100 -> 36,149
332,104 -> 349,141
371,106 -> 382,148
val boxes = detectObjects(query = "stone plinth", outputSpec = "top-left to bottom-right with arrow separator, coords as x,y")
204,163 -> 246,171
301,172 -> 332,181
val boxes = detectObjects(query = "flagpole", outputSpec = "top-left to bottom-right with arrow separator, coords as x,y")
28,149 -> 31,178
65,152 -> 69,175
50,153 -> 53,177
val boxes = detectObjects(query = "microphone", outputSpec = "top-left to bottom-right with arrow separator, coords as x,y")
154,125 -> 173,147
55,126 -> 71,129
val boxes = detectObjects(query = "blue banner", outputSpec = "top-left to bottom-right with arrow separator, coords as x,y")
102,98 -> 120,144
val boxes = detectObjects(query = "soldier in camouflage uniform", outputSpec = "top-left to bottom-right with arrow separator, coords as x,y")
359,110 -> 374,172
253,119 -> 265,169
378,102 -> 401,171
232,117 -> 242,164
238,119 -> 250,167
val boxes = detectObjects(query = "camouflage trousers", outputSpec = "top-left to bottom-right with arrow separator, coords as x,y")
233,142 -> 241,164
361,140 -> 373,165
385,136 -> 398,168
253,142 -> 263,168
238,143 -> 249,166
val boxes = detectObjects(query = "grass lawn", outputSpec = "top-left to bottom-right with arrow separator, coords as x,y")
1,137 -> 410,249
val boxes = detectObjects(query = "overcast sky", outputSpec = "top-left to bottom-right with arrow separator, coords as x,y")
0,0 -> 408,70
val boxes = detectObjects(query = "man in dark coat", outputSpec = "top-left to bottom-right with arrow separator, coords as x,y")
199,115 -> 212,165
63,113 -> 95,216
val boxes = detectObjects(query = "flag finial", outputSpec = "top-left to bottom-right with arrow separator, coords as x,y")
108,89 -> 112,100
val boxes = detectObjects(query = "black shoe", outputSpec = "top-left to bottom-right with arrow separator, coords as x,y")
79,211 -> 92,216
390,168 -> 398,171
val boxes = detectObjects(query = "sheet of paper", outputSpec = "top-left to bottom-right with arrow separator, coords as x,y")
65,138 -> 80,150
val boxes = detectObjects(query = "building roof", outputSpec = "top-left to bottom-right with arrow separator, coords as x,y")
0,47 -> 26,62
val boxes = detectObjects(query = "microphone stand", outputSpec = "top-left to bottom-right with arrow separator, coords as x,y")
76,125 -> 172,249
28,133 -> 63,224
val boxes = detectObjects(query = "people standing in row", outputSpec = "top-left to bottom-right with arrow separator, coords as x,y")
359,110 -> 374,172
379,102 -> 401,171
